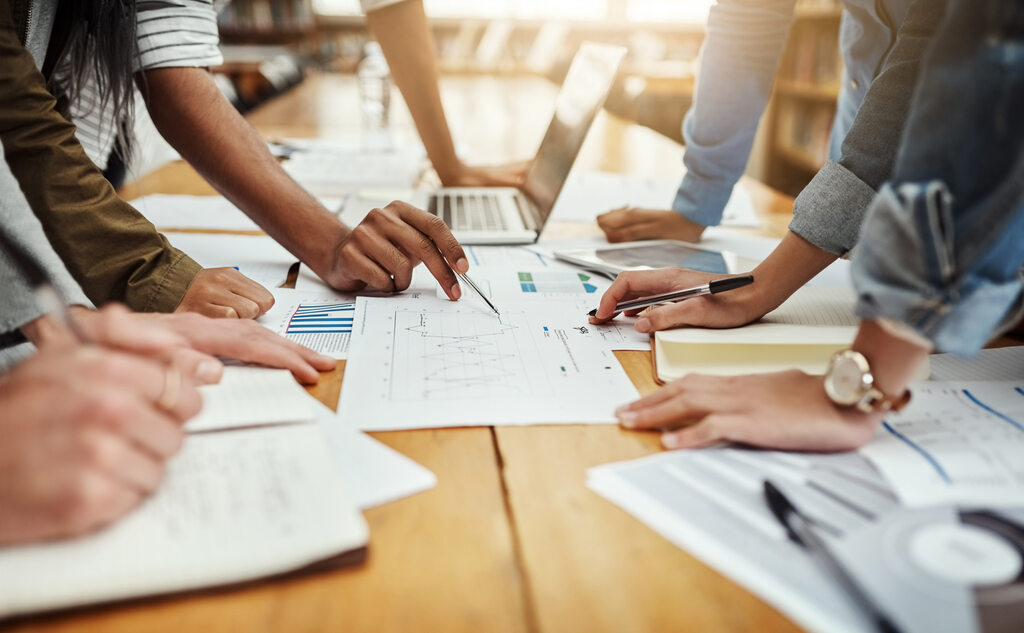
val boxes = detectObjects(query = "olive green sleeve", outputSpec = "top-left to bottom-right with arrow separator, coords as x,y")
0,8 -> 201,312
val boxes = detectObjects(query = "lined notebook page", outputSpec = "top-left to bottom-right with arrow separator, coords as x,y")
0,425 -> 367,618
187,367 -> 315,432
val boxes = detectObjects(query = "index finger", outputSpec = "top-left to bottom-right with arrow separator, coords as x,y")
395,202 -> 469,274
591,272 -> 669,321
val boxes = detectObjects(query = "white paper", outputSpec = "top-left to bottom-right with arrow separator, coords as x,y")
657,286 -> 859,345
186,366 -> 315,432
258,288 -> 359,359
0,425 -> 367,618
311,400 -> 436,509
929,346 -> 1024,381
588,447 -> 990,633
860,380 -> 1024,507
134,194 -> 261,231
338,295 -> 640,430
282,146 -> 423,196
550,171 -> 760,228
163,233 -> 297,288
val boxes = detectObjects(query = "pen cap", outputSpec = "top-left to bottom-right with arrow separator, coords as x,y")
709,274 -> 754,294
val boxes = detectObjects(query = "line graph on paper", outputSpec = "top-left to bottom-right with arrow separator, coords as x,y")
387,309 -> 551,401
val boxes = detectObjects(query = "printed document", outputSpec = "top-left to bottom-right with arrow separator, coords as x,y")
338,295 -> 639,430
259,288 -> 360,359
163,233 -> 297,288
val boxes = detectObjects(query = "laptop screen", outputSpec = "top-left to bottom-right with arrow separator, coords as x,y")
521,43 -> 627,225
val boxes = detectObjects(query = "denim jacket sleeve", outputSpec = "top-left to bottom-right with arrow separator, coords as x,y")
671,0 -> 796,227
789,0 -> 943,257
851,0 -> 1024,355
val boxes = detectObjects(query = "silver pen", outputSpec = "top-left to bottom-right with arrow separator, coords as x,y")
457,272 -> 500,316
587,273 -> 754,317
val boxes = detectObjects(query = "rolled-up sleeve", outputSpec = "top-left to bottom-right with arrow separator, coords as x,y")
135,0 -> 223,70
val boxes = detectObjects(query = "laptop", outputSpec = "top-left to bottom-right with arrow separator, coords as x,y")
340,42 -> 627,245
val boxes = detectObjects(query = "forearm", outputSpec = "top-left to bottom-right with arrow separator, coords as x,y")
365,0 -> 463,184
749,231 -> 837,313
139,67 -> 348,280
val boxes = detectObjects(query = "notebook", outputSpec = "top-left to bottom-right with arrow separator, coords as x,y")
0,368 -> 369,619
652,286 -> 859,383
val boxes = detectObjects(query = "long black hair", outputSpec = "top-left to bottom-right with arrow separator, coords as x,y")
59,0 -> 139,159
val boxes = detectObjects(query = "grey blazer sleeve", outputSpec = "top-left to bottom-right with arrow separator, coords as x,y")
788,0 -> 944,257
0,140 -> 91,348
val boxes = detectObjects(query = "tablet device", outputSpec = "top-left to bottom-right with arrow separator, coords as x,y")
553,240 -> 759,277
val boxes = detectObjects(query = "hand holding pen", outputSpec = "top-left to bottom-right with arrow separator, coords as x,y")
588,272 -> 754,333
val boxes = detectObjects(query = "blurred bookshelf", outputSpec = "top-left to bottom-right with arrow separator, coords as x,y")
761,0 -> 843,196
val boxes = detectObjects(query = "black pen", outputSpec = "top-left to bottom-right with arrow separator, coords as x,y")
587,273 -> 753,317
763,481 -> 902,633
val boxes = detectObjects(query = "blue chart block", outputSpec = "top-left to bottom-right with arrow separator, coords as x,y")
286,303 -> 355,334
521,283 -> 538,293
583,284 -> 598,294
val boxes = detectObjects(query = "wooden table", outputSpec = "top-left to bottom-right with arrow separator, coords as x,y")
6,74 -> 802,633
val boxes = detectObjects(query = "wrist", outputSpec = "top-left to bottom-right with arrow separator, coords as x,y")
851,319 -> 930,398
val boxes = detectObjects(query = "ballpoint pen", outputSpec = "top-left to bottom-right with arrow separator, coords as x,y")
587,273 -> 754,317
457,272 -> 501,316
763,481 -> 902,633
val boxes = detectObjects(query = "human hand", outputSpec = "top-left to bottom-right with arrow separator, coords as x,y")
442,160 -> 530,188
589,269 -> 774,333
616,371 -> 882,452
24,305 -> 334,385
0,344 -> 201,544
597,208 -> 707,243
326,200 -> 469,300
175,267 -> 275,319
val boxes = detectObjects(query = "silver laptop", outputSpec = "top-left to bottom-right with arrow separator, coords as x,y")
341,43 -> 627,245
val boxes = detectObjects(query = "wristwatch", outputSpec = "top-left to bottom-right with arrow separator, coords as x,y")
823,350 -> 911,414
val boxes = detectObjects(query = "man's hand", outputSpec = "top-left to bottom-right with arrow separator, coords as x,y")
615,370 -> 882,452
442,161 -> 530,188
589,269 -> 775,333
0,344 -> 201,544
326,200 -> 470,300
597,208 -> 707,243
176,268 -> 275,319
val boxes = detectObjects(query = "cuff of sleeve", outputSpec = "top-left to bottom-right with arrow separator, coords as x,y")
137,249 -> 203,313
671,172 -> 734,227
135,7 -> 224,70
789,160 -> 876,258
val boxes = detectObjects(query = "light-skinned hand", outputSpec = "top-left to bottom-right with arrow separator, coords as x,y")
0,344 -> 201,544
176,267 -> 275,319
325,200 -> 470,300
615,371 -> 882,452
589,268 -> 775,333
597,207 -> 707,244
442,161 -> 530,188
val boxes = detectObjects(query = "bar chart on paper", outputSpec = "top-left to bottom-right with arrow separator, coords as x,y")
259,289 -> 357,358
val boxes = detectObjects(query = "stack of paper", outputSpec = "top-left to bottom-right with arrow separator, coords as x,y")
0,366 -> 437,618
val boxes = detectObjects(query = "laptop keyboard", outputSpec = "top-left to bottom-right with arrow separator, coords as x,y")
428,193 -> 509,232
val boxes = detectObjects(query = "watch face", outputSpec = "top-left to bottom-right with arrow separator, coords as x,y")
825,354 -> 868,405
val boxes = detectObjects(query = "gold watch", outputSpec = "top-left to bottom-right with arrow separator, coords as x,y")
823,350 -> 911,414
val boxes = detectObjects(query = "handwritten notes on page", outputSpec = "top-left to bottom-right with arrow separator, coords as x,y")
860,380 -> 1024,507
0,425 -> 368,618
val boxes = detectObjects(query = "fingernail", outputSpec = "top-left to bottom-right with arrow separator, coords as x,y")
197,359 -> 224,383
635,317 -> 652,333
451,283 -> 462,300
618,411 -> 638,428
456,258 -> 469,273
662,433 -> 680,449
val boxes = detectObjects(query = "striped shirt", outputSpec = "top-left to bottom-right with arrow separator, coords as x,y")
70,0 -> 224,170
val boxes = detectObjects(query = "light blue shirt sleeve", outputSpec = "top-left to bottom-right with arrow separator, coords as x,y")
673,0 -> 797,227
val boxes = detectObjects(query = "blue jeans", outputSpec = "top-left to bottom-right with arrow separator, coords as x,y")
852,0 -> 1024,355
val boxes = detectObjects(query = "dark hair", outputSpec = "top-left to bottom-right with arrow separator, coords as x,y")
60,0 -> 139,159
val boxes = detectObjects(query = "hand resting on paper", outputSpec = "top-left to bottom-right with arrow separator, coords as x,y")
22,305 -> 335,385
0,323 -> 201,544
597,207 -> 707,243
176,267 -> 276,319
